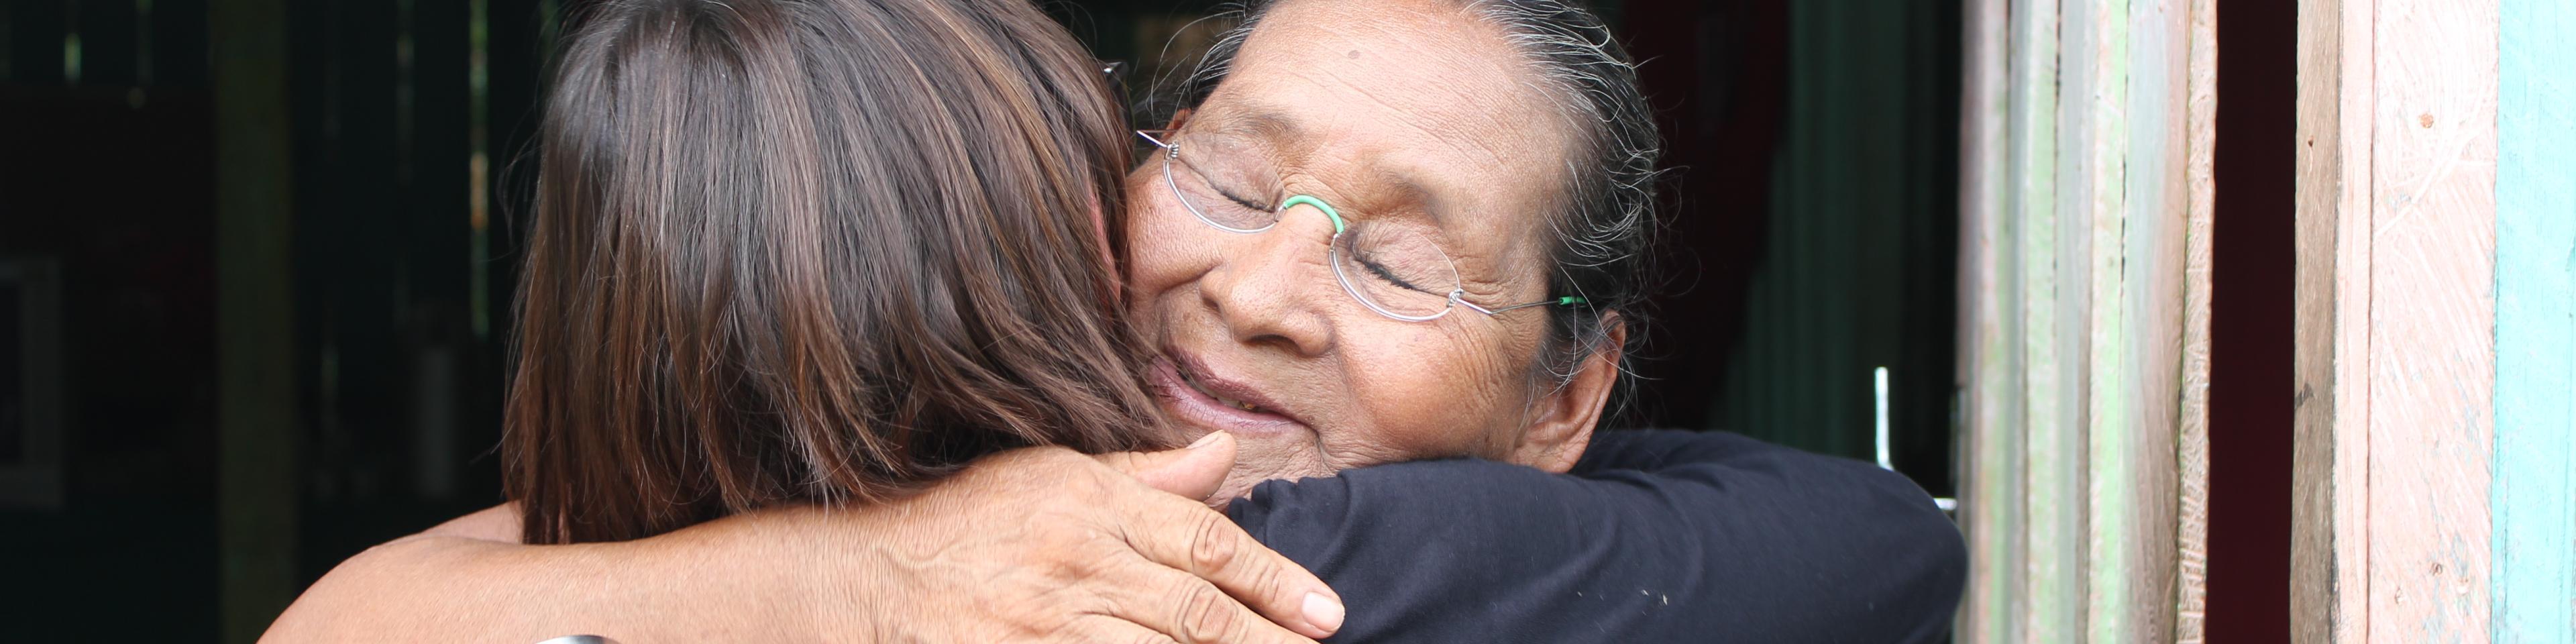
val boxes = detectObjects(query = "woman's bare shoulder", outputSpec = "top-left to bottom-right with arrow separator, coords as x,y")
421,502 -> 523,543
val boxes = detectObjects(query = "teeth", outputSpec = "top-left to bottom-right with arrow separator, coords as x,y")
1181,366 -> 1263,413
1210,390 -> 1257,413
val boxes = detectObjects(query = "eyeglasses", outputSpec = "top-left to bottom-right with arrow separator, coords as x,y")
1135,129 -> 1586,322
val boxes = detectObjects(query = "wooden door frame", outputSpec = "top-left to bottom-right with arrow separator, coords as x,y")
2294,0 -> 2576,641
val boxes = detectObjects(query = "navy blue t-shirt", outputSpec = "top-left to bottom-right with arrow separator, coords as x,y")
1225,429 -> 1966,643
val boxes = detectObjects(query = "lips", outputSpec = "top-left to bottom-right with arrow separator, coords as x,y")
1180,364 -> 1267,413
1150,350 -> 1306,436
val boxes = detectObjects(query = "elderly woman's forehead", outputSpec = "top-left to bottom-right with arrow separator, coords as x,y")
1226,0 -> 1562,133
1203,0 -> 1572,211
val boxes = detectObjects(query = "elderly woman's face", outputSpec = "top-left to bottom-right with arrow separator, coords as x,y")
1126,0 -> 1613,497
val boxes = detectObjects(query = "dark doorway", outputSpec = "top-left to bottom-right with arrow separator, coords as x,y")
1619,0 -> 1964,500
2208,0 -> 2298,641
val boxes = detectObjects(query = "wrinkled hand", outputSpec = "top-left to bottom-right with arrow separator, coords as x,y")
812,432 -> 1344,643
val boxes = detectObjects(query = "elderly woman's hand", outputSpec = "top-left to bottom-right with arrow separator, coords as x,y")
268,433 -> 1338,643
811,431 -> 1346,643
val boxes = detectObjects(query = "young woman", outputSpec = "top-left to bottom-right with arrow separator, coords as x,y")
270,0 -> 1344,641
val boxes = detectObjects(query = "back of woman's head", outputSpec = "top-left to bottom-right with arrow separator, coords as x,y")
508,0 -> 1161,544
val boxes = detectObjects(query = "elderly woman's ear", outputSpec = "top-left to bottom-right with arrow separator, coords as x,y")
1505,311 -> 1627,473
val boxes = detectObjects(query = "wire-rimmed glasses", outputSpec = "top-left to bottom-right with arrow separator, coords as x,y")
1136,129 -> 1585,322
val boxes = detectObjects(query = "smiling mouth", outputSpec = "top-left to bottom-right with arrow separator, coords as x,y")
1150,350 -> 1302,435
1176,362 -> 1269,413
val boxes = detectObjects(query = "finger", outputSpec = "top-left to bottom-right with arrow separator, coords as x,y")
1092,557 -> 1323,644
1093,431 -> 1235,502
1118,496 -> 1344,639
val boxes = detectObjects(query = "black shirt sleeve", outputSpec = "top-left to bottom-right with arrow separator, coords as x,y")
1224,429 -> 1967,643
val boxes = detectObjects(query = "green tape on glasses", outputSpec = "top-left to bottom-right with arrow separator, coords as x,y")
1279,195 -> 1346,234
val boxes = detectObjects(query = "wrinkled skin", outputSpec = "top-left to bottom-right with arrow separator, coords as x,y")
1127,0 -> 1620,500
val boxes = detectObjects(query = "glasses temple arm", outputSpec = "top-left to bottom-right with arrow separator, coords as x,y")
1462,295 -> 1588,315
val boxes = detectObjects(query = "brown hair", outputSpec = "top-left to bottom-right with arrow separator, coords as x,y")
504,0 -> 1168,544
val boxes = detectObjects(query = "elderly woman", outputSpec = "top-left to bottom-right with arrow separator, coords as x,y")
270,0 -> 1964,641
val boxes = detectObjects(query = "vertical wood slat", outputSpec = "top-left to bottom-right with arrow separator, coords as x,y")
2009,0 -> 2078,638
2091,0 -> 2210,638
1955,0 -> 2018,639
2174,0 -> 2219,639
2324,0 -> 2377,636
2491,0 -> 2575,639
2365,0 -> 2498,639
2293,0 -> 2352,639
2071,0 -> 2133,633
2291,0 -> 2375,639
2297,0 -> 2506,641
2079,0 -> 2214,639
1962,0 -> 2214,639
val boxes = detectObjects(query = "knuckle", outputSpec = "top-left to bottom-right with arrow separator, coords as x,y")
1187,512 -> 1240,574
1244,557 -> 1285,608
1173,582 -> 1236,643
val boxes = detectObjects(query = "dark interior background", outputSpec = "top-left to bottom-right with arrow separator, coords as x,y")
0,0 -> 2135,640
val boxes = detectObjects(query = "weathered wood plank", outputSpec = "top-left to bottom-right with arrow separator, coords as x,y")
1956,0 -> 2021,639
1964,1 -> 2222,639
2057,7 -> 2216,643
2080,0 -> 2133,636
2491,0 -> 2576,639
2173,0 -> 2218,639
2015,0 -> 2080,639
2292,0 -> 2377,640
2366,0 -> 2500,639
2075,0 -> 2208,640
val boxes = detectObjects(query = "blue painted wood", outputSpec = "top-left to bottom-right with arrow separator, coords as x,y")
2493,0 -> 2576,640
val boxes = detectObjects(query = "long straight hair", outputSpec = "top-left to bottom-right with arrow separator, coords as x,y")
506,0 -> 1169,544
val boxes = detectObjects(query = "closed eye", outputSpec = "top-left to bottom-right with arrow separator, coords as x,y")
1218,189 -> 1267,212
1354,248 -> 1434,294
1182,164 -> 1273,213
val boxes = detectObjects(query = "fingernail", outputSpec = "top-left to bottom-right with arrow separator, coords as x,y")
1302,592 -> 1345,634
1187,431 -> 1224,449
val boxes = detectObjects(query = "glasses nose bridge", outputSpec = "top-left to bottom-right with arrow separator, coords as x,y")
1220,204 -> 1336,290
1271,197 -> 1345,246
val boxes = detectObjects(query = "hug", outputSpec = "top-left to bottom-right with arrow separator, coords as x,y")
265,0 -> 1966,641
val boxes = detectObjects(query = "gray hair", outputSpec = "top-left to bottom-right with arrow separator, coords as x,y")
1158,0 -> 1662,392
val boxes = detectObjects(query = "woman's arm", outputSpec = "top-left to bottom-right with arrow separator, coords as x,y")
266,511 -> 834,643
1225,429 -> 1968,643
266,437 -> 1344,643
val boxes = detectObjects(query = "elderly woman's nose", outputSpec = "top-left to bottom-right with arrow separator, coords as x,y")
1197,212 -> 1336,356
